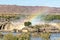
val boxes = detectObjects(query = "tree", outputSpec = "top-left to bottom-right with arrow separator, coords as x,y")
24,21 -> 32,27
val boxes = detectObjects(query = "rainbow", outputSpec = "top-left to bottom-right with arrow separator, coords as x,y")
24,8 -> 43,25
14,8 -> 44,29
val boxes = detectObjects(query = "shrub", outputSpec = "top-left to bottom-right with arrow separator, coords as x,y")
39,32 -> 51,40
3,33 -> 18,40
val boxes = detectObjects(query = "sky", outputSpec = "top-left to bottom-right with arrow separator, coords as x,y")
0,0 -> 60,7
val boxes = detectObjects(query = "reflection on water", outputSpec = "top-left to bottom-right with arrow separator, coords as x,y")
31,33 -> 60,40
0,32 -> 20,36
50,33 -> 60,40
31,37 -> 43,40
1,32 -> 60,40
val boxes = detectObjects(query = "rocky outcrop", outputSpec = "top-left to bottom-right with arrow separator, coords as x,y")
0,5 -> 59,15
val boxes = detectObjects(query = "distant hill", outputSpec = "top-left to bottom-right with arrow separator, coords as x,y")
0,5 -> 60,15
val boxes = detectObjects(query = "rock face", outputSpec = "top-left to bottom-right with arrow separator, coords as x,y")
0,5 -> 60,15
0,5 -> 60,32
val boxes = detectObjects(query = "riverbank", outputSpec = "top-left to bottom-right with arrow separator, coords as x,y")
0,32 -> 51,40
0,32 -> 60,40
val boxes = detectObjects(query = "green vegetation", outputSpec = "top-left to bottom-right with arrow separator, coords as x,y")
0,15 -> 20,21
17,33 -> 30,40
34,25 -> 42,33
31,32 -> 51,40
24,21 -> 32,27
3,33 -> 18,40
41,15 -> 60,21
2,32 -> 51,40
3,33 -> 30,40
30,24 -> 51,32
0,33 -> 3,39
0,14 -> 26,22
39,32 -> 51,40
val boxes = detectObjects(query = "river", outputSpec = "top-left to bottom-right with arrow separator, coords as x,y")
0,32 -> 60,40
